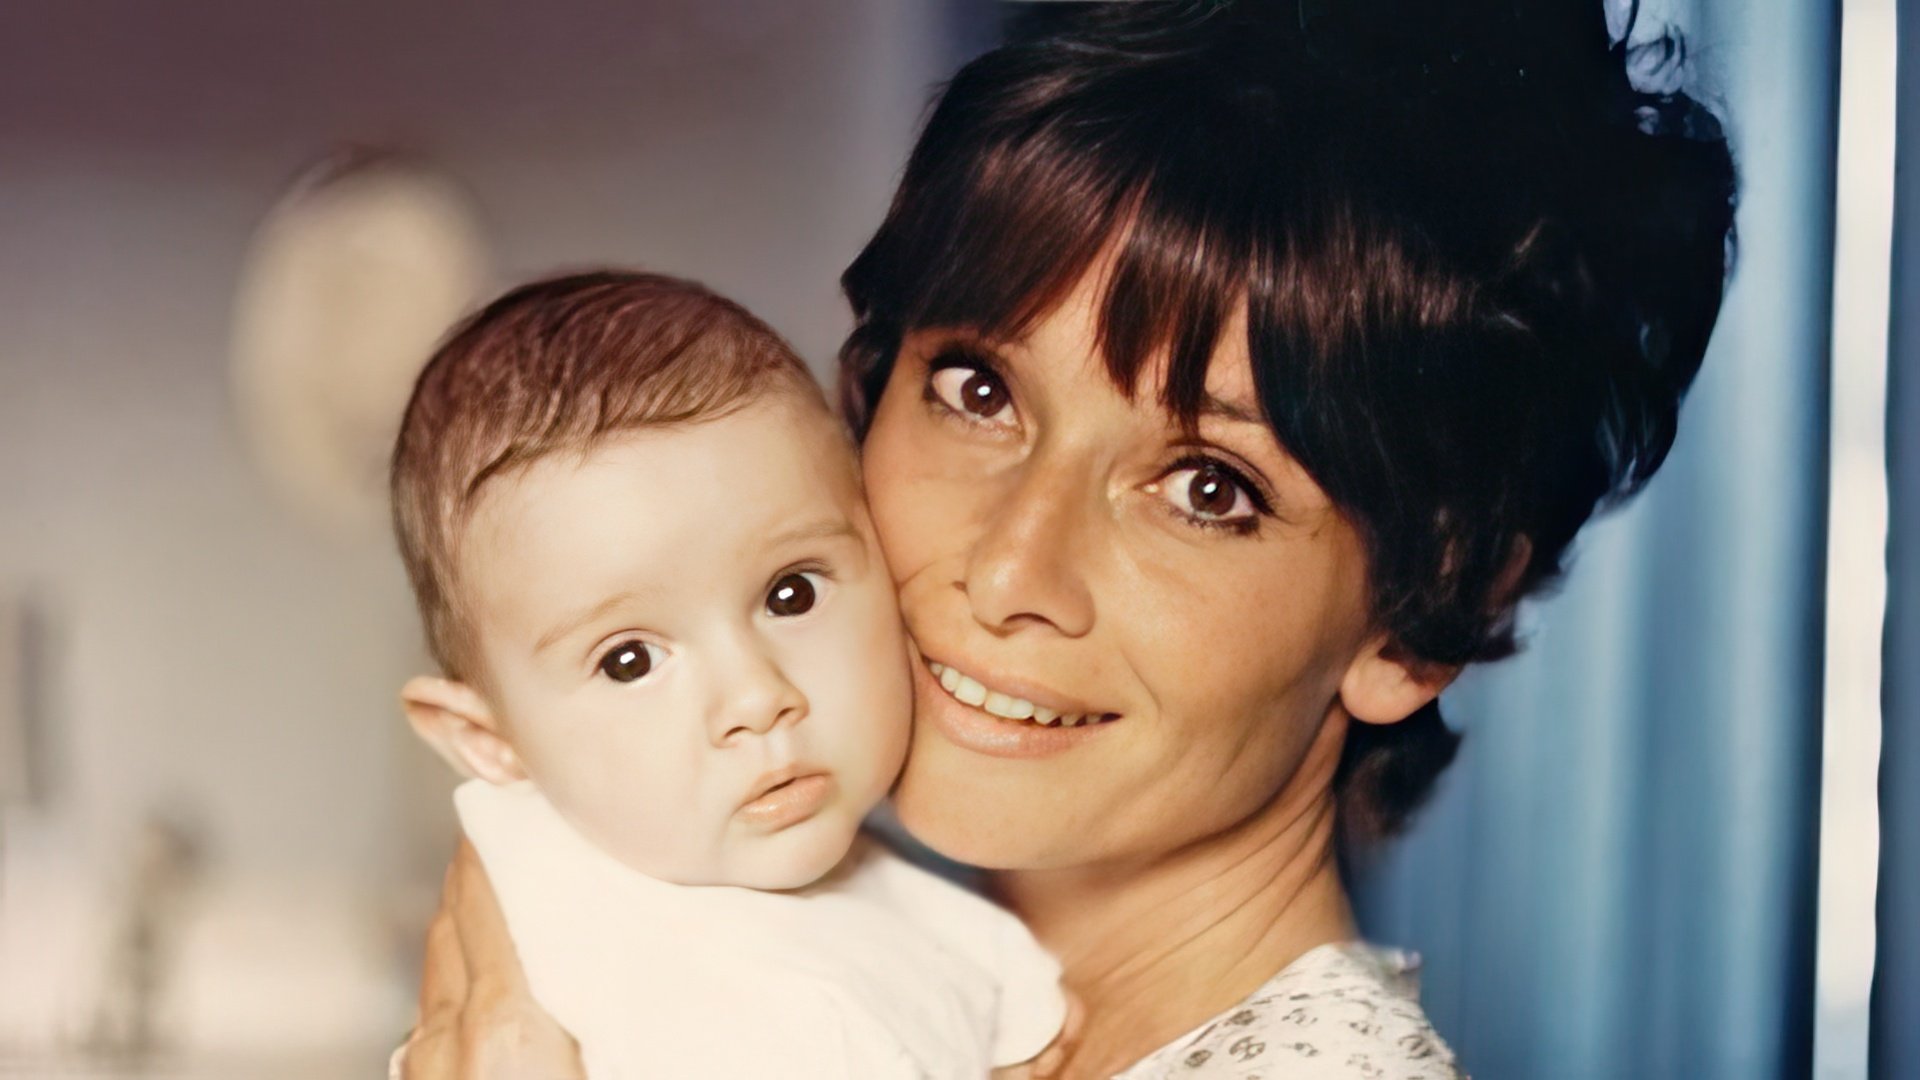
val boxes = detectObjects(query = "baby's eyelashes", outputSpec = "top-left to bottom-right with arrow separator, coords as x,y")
765,570 -> 826,617
598,639 -> 665,683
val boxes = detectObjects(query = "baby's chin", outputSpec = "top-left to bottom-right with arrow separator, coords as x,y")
727,842 -> 854,890
597,799 -> 871,890
708,813 -> 864,891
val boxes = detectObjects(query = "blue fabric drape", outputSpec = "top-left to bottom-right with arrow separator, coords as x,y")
1870,2 -> 1919,1074
1350,1 -> 1837,1077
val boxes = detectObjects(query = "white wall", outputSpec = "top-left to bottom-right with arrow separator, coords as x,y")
0,0 -> 946,1065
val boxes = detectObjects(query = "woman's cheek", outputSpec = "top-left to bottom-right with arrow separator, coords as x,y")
861,455 -> 935,581
861,383 -> 977,581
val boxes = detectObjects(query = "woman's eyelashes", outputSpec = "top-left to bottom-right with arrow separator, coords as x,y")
1153,456 -> 1273,535
598,639 -> 665,683
918,339 -> 1272,535
923,346 -> 1016,429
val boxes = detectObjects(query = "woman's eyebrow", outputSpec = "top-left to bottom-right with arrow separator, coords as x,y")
924,332 -> 1014,361
1199,392 -> 1263,426
918,324 -> 1028,351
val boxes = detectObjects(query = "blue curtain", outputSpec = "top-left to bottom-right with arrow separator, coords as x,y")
1870,2 -> 1919,1075
1350,1 -> 1837,1077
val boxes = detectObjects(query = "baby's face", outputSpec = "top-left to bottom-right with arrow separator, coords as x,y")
458,393 -> 911,889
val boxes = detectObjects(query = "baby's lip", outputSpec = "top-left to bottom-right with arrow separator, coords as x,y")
739,763 -> 828,809
736,767 -> 835,831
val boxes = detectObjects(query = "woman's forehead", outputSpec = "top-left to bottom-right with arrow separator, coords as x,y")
936,270 -> 1263,424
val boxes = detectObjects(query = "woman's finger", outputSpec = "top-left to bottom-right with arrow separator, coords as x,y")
396,852 -> 472,1080
455,1000 -> 585,1080
1060,991 -> 1086,1045
396,1028 -> 443,1080
444,836 -> 585,1079
446,836 -> 530,998
418,856 -> 471,1020
1030,991 -> 1085,1079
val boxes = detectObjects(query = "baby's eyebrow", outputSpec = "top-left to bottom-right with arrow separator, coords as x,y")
535,589 -> 647,656
766,518 -> 860,548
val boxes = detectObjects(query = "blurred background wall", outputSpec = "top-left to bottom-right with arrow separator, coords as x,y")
0,1 -> 958,1073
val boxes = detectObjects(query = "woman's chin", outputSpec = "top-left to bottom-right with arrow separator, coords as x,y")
890,738 -> 1067,871
891,797 -> 1019,871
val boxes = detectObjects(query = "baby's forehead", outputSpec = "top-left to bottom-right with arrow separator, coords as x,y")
456,397 -> 866,602
487,385 -> 848,501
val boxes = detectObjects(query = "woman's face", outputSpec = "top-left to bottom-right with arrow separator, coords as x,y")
863,269 -> 1384,871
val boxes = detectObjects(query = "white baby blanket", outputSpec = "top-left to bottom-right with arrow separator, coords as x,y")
457,780 -> 1067,1079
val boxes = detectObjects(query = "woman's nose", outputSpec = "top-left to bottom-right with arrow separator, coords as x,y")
709,639 -> 809,745
960,454 -> 1096,638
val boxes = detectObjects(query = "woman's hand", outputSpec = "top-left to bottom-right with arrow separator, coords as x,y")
397,837 -> 584,1080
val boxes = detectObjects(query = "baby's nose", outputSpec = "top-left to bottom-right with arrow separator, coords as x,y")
712,654 -> 809,744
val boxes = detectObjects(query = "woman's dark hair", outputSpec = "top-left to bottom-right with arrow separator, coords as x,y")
839,0 -> 1737,842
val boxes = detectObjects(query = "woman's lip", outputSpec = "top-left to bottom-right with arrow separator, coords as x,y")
737,771 -> 834,830
912,657 -> 1115,759
917,653 -> 1114,718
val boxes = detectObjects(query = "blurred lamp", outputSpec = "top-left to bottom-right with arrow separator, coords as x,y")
229,150 -> 488,535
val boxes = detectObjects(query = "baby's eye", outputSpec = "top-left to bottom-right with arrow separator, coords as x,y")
927,360 -> 1015,425
599,640 -> 664,683
765,571 -> 824,617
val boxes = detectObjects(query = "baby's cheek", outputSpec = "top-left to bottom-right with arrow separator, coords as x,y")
555,740 -> 731,882
808,582 -> 909,703
818,667 -> 911,801
852,599 -> 914,761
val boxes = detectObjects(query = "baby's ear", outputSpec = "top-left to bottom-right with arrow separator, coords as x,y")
400,675 -> 527,784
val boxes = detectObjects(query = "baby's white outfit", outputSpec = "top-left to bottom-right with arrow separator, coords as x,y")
455,780 -> 1068,1079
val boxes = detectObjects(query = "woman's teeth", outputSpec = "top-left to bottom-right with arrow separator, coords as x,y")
928,662 -> 1107,728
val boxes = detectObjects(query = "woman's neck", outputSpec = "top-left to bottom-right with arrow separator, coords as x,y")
990,716 -> 1355,1079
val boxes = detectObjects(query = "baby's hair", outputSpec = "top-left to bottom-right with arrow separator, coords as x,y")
391,270 -> 818,681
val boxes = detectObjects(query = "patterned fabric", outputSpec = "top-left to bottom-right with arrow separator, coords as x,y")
1115,942 -> 1463,1079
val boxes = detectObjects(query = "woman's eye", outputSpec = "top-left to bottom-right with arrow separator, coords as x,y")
598,640 -> 663,683
1159,462 -> 1259,526
765,572 -> 823,617
928,363 -> 1015,424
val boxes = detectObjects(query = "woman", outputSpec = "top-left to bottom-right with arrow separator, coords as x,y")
400,1 -> 1737,1075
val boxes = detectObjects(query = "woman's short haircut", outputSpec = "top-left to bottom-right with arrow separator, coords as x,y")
391,271 -> 814,683
838,0 -> 1738,841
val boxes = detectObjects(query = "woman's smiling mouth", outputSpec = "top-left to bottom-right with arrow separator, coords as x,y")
917,645 -> 1121,757
926,661 -> 1117,727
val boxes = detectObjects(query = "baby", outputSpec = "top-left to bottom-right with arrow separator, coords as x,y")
388,271 -> 1069,1078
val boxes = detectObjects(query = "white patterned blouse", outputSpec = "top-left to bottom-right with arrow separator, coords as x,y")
1113,942 -> 1464,1079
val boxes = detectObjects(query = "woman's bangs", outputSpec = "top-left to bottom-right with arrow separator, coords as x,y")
898,130 -> 1262,429
893,131 -> 1132,354
1093,150 -> 1259,425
